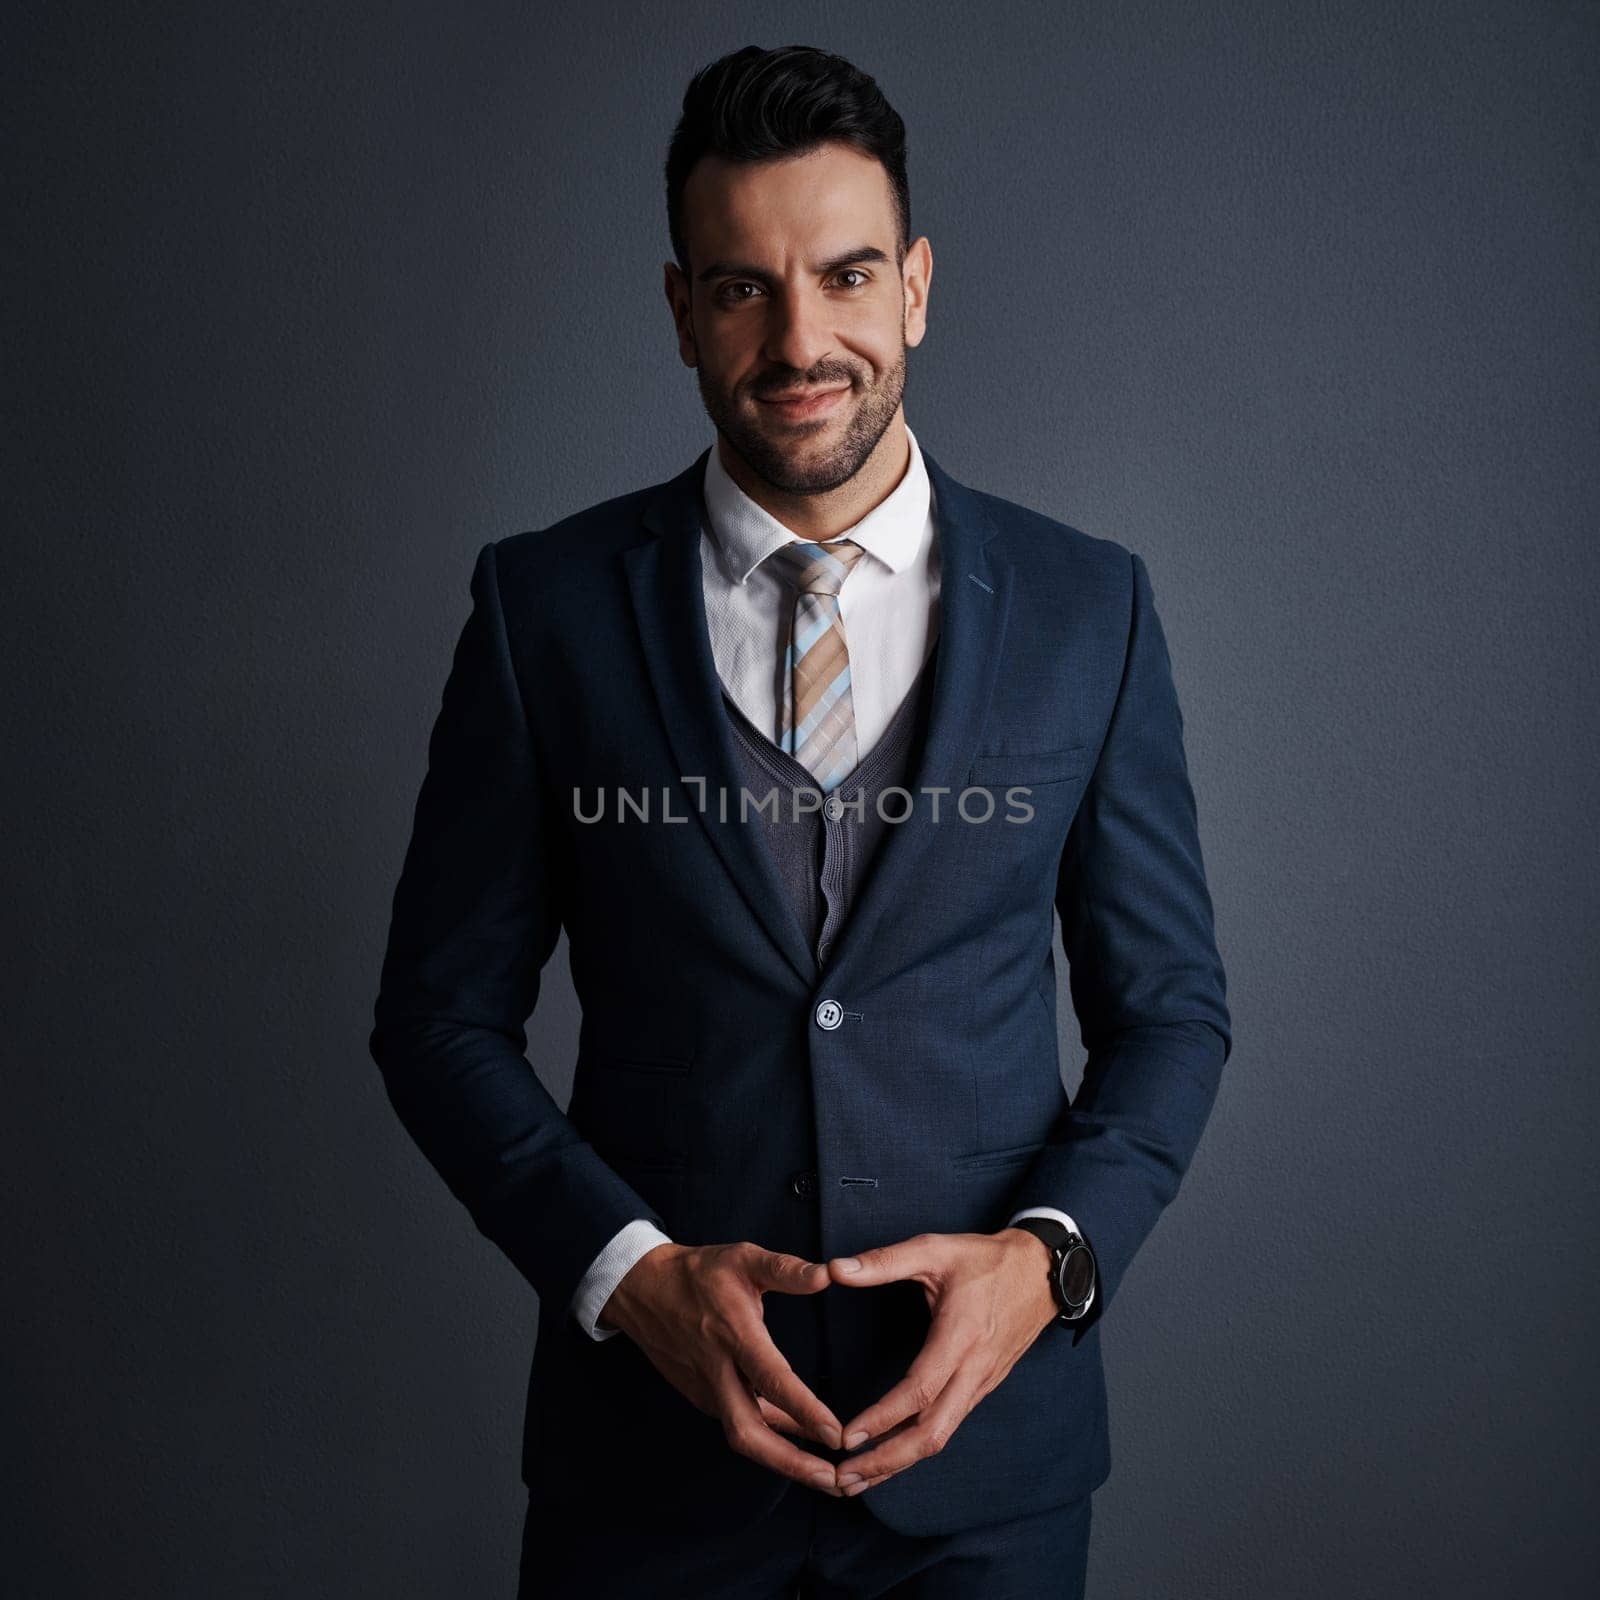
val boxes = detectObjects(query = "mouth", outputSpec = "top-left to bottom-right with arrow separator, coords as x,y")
754,384 -> 851,423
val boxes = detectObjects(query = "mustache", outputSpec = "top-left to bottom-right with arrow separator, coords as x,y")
749,372 -> 857,398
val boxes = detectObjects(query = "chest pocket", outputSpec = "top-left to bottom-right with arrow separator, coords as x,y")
966,742 -> 1093,789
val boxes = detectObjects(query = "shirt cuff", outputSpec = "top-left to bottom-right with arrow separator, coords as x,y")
570,1219 -> 675,1341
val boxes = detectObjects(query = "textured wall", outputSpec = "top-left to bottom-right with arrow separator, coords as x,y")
5,2 -> 1596,1594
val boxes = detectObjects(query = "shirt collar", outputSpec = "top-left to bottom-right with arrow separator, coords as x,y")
701,422 -> 932,586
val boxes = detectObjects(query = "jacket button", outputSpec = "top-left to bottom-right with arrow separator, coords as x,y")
791,1169 -> 818,1198
814,998 -> 843,1030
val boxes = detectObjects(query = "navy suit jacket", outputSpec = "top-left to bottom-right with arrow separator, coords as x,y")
369,441 -> 1232,1538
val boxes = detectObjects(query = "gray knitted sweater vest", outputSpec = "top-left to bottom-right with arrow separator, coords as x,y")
718,641 -> 939,968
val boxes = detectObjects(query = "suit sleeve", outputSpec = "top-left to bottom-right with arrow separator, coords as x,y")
369,539 -> 670,1322
1005,548 -> 1232,1342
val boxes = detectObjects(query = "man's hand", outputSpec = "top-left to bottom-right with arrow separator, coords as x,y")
599,1241 -> 848,1497
823,1229 -> 1059,1496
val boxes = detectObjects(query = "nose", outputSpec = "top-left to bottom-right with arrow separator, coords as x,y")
762,287 -> 837,378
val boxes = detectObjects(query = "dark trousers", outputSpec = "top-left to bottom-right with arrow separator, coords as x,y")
517,1479 -> 1092,1599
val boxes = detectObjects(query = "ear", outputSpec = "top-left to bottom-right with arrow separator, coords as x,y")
664,261 -> 698,368
902,235 -> 932,350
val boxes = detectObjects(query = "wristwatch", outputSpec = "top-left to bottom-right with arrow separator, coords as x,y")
1009,1216 -> 1096,1323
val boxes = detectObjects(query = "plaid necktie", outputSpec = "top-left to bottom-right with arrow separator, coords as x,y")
766,538 -> 868,792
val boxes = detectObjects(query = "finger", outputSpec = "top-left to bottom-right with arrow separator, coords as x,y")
732,1322 -> 843,1449
836,1413 -> 917,1470
839,1367 -> 983,1490
729,1252 -> 844,1448
837,1315 -> 967,1450
713,1360 -> 842,1495
745,1248 -> 834,1298
755,1396 -> 804,1435
828,1232 -> 943,1288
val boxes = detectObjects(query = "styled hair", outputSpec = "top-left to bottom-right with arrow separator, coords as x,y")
665,44 -> 910,278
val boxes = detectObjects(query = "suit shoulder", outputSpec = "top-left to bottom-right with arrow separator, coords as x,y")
967,483 -> 1135,588
491,478 -> 661,570
478,475 -> 678,627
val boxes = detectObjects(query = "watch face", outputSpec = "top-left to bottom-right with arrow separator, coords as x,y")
1059,1244 -> 1095,1307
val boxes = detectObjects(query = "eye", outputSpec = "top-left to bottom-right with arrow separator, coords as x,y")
835,269 -> 870,289
718,282 -> 763,303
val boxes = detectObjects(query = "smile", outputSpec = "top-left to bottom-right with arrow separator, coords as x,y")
755,385 -> 850,422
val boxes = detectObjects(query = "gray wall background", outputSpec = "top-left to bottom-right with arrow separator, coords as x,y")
5,1 -> 1596,1594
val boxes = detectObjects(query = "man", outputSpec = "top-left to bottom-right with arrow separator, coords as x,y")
370,43 -> 1231,1599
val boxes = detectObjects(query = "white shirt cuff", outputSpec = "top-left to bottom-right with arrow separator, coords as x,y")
570,1219 -> 675,1341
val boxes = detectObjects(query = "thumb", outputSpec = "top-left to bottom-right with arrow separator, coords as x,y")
828,1235 -> 932,1286
747,1248 -> 832,1295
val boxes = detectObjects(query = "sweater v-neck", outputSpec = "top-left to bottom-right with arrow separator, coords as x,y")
718,640 -> 939,796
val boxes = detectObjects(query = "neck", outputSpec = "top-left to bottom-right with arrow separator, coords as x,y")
717,414 -> 911,542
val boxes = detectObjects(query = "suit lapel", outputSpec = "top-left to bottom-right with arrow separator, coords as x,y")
626,451 -> 819,987
816,446 -> 1012,993
624,441 -> 1012,996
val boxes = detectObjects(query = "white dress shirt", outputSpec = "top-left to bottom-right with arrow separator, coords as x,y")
569,425 -> 1092,1339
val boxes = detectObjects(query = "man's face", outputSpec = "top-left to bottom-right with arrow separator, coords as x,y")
668,141 -> 930,495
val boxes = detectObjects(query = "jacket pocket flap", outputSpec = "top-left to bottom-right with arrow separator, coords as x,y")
950,1139 -> 1047,1171
967,745 -> 1092,788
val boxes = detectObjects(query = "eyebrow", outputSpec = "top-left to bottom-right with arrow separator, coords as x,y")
695,245 -> 892,285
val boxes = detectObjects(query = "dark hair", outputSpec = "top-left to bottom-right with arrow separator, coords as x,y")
665,45 -> 910,279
